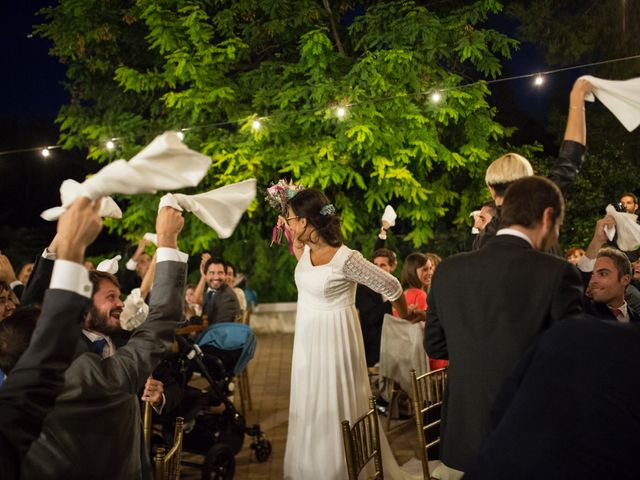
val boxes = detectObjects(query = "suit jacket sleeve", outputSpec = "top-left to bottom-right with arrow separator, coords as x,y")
20,255 -> 54,306
549,263 -> 584,322
424,281 -> 448,359
0,289 -> 88,479
64,260 -> 186,397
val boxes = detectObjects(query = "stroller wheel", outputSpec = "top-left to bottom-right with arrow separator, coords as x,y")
202,444 -> 235,480
252,437 -> 272,463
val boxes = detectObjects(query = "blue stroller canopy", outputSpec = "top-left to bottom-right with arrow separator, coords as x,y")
197,322 -> 257,375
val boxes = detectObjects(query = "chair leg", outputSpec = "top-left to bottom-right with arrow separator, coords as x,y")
242,369 -> 252,411
386,382 -> 398,431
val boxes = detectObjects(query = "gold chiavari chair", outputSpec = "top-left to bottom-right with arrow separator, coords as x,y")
410,367 -> 447,479
143,400 -> 153,453
153,417 -> 184,480
341,396 -> 384,480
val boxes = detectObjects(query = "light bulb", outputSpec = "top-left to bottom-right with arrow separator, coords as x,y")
252,120 -> 261,130
106,140 -> 115,150
41,148 -> 50,158
336,106 -> 347,118
176,131 -> 185,140
431,91 -> 441,103
534,75 -> 544,86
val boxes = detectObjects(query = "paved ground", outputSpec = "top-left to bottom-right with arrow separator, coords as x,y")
179,333 -> 419,479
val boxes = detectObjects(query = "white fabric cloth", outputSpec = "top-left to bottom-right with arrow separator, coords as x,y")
41,131 -> 211,220
143,233 -> 157,245
605,204 -> 640,251
379,313 -> 429,395
119,288 -> 149,331
158,179 -> 256,239
41,192 -> 122,221
580,75 -> 640,131
284,244 -> 419,480
96,255 -> 121,274
382,205 -> 397,227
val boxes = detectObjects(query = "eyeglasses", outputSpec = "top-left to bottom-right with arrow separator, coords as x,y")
285,216 -> 299,223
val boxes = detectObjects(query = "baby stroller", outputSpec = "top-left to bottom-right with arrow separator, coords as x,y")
167,323 -> 272,479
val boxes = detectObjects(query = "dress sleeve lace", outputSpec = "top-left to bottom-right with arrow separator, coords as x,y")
343,251 -> 403,301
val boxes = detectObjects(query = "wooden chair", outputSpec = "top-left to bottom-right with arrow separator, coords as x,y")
153,417 -> 184,480
143,400 -> 153,453
235,309 -> 252,415
341,396 -> 384,480
410,367 -> 447,480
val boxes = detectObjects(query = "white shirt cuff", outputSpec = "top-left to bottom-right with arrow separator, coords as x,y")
10,280 -> 23,289
49,260 -> 93,298
156,247 -> 188,264
152,393 -> 167,414
378,232 -> 387,240
577,255 -> 596,272
42,248 -> 57,260
126,258 -> 138,271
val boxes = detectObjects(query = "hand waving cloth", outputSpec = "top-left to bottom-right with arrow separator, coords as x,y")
580,75 -> 640,131
41,131 -> 212,220
159,179 -> 256,239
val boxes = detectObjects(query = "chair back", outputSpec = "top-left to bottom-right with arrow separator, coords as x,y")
143,400 -> 153,452
410,367 -> 447,479
153,417 -> 184,480
341,396 -> 384,480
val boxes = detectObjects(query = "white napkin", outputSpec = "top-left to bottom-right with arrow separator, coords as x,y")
96,255 -> 122,274
580,75 -> 640,131
119,288 -> 149,331
41,187 -> 122,221
159,179 -> 256,239
143,233 -> 157,245
381,205 -> 397,227
605,204 -> 640,251
41,131 -> 212,220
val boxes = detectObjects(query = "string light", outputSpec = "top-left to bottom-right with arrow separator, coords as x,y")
105,140 -> 115,150
0,53 -> 638,158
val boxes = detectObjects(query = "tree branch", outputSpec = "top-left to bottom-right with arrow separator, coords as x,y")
322,0 -> 346,56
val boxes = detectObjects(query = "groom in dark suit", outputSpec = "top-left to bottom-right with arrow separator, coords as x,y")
424,176 -> 584,475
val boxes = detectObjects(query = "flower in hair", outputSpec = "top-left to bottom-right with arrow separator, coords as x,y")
320,204 -> 336,216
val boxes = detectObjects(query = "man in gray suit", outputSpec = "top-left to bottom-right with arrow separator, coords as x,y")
0,198 -> 102,480
424,176 -> 584,476
21,205 -> 187,479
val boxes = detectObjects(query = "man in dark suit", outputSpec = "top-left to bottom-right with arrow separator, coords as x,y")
21,205 -> 187,479
0,197 -> 103,480
424,176 -> 584,475
199,256 -> 240,324
464,313 -> 640,480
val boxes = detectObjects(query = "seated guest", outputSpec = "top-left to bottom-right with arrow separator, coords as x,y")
577,216 -> 640,322
564,246 -> 585,265
464,313 -> 640,480
21,204 -> 187,479
226,261 -> 247,311
423,252 -> 441,295
184,283 -> 202,321
0,282 -> 16,321
121,237 -> 153,294
0,197 -> 102,480
0,254 -> 25,300
194,255 -> 240,324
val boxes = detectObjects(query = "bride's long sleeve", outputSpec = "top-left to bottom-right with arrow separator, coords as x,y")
343,251 -> 403,301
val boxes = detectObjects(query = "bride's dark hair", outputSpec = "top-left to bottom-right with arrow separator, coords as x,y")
288,189 -> 343,247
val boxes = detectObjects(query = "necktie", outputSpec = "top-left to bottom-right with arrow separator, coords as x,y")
93,338 -> 108,356
611,308 -> 623,319
204,289 -> 214,312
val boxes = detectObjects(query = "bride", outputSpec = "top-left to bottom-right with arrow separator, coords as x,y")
278,188 -> 420,479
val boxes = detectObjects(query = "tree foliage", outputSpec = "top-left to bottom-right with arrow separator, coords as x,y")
36,0 -> 519,300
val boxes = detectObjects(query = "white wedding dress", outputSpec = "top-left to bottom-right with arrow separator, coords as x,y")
284,245 -> 420,479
